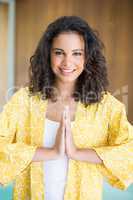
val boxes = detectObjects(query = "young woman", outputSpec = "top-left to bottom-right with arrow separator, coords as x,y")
0,16 -> 133,200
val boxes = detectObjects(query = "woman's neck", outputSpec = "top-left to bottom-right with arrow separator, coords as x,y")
54,80 -> 76,101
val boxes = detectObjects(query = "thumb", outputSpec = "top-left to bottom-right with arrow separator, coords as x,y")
60,109 -> 66,128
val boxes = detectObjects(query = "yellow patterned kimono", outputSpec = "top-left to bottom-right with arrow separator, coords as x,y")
0,87 -> 133,200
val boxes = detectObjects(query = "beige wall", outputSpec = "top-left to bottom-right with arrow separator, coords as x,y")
15,0 -> 133,121
0,4 -> 8,109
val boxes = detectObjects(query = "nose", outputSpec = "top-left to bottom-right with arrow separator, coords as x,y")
62,55 -> 73,67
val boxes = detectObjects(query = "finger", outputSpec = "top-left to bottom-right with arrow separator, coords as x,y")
61,113 -> 66,148
61,111 -> 66,135
65,109 -> 71,135
66,106 -> 70,118
65,106 -> 71,124
60,110 -> 65,125
63,110 -> 66,125
62,123 -> 65,139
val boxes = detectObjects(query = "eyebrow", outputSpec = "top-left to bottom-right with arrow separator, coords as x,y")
52,48 -> 84,52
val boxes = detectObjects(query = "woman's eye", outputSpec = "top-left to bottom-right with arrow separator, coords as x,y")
73,52 -> 82,56
55,51 -> 63,55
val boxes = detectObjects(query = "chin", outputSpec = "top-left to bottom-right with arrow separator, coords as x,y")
60,77 -> 77,83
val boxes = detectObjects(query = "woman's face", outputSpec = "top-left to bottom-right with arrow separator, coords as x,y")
50,32 -> 85,83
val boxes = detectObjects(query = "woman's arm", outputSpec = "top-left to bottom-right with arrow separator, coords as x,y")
33,109 -> 66,162
70,148 -> 103,164
32,147 -> 58,162
65,107 -> 103,164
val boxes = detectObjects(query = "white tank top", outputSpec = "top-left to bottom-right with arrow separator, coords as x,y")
43,118 -> 74,200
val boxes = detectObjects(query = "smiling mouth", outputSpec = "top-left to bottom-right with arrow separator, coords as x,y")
59,68 -> 76,75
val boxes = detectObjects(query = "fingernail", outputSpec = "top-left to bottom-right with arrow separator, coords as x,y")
65,105 -> 69,112
63,110 -> 66,117
64,110 -> 67,119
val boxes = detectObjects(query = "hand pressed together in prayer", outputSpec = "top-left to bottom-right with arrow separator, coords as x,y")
53,106 -> 77,159
54,106 -> 103,163
64,106 -> 77,159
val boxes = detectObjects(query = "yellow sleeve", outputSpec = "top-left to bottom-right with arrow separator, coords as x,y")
0,88 -> 37,186
93,96 -> 133,190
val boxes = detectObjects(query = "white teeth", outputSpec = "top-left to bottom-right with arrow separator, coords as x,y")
60,69 -> 74,73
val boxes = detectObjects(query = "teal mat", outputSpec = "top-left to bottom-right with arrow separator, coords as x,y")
0,183 -> 13,200
0,181 -> 133,199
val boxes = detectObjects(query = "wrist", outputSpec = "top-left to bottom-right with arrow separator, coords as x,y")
69,148 -> 103,164
52,146 -> 65,159
51,147 -> 60,159
68,148 -> 78,160
32,147 -> 60,162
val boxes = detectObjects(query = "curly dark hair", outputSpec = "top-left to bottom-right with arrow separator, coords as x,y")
28,16 -> 109,107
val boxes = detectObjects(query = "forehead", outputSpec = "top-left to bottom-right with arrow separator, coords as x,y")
52,32 -> 85,49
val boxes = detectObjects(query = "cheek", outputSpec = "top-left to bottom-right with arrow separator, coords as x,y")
51,56 -> 62,67
76,58 -> 84,70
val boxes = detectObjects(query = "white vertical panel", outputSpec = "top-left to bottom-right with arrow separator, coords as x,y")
7,0 -> 15,97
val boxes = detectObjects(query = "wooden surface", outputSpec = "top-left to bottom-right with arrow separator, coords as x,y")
15,0 -> 133,120
0,3 -> 8,109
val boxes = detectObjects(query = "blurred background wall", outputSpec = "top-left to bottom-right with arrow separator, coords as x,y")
0,0 -> 133,199
15,0 -> 133,120
0,2 -> 8,109
1,0 -> 133,120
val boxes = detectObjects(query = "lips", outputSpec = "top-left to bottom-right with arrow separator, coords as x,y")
59,68 -> 76,75
60,68 -> 75,75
